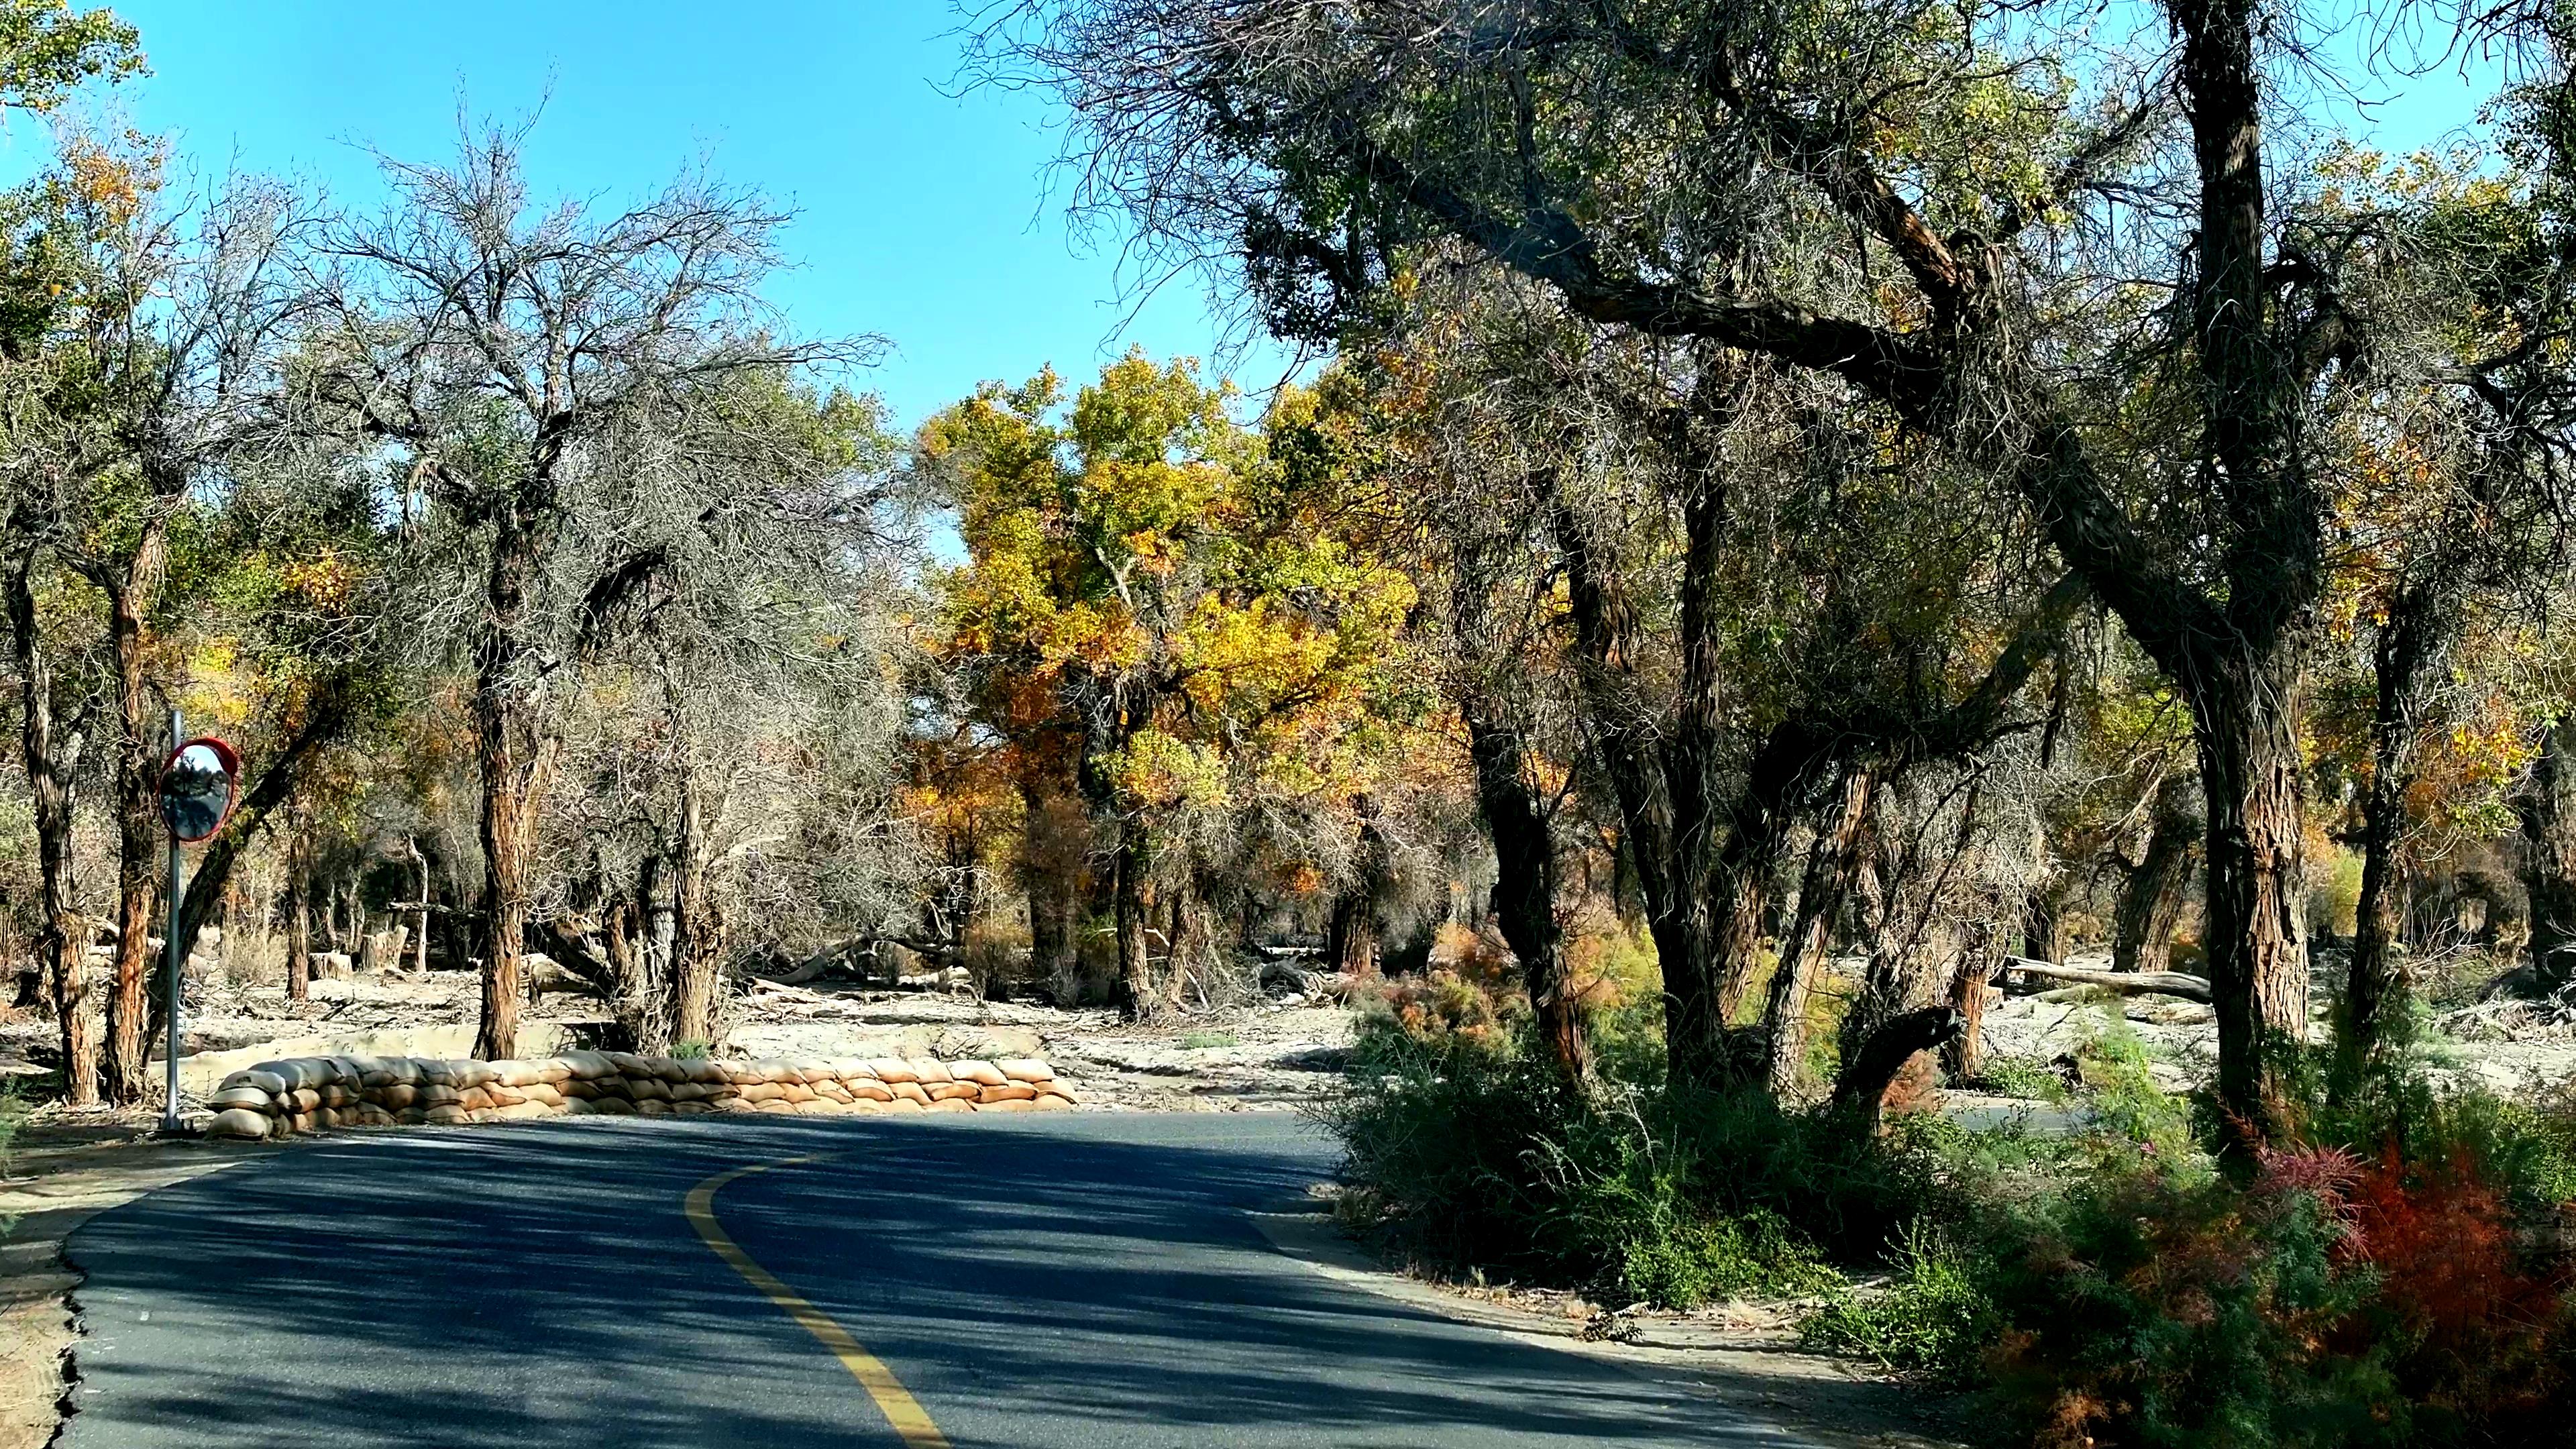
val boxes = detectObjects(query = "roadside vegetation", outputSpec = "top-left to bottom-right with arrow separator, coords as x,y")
5,0 -> 2576,1444
1332,981 -> 2576,1446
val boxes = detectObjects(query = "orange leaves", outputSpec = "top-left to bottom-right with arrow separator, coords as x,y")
929,349 -> 1436,838
275,549 -> 360,611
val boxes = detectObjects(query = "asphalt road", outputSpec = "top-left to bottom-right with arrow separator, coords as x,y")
62,1113 -> 1815,1448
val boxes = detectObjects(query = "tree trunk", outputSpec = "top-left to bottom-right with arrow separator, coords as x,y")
1163,873 -> 1216,1011
11,552 -> 93,1104
2192,657 -> 2314,1133
1554,477 -> 1783,1090
2113,777 -> 2202,973
1112,815 -> 1155,1019
1837,806 -> 1964,1071
1326,891 -> 1378,977
472,514 -> 545,1062
2517,715 -> 2576,994
1018,777 -> 1084,1000
666,766 -> 719,1049
1831,1005 -> 1964,1135
284,830 -> 311,1000
1466,710 -> 1593,1092
2342,582 -> 2457,1081
103,578 -> 159,1104
407,839 -> 431,975
602,898 -> 640,1022
1763,767 -> 1873,1097
2167,0 -> 2321,1139
1941,920 -> 1999,1081
2021,891 -> 2065,964
636,851 -> 675,1055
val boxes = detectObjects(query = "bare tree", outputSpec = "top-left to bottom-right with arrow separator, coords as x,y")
304,123 -> 871,1059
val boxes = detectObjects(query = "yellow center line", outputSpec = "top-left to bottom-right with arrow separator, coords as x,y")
685,1155 -> 951,1448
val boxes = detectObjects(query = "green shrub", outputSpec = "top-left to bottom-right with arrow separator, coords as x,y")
1330,1002 -> 2576,1447
1974,1053 -> 2072,1104
1179,1030 -> 1238,1050
2068,1013 -> 2192,1156
670,1039 -> 711,1060
1803,1220 -> 1996,1383
1980,1150 -> 2397,1449
1617,1205 -> 1837,1307
0,1082 -> 25,1180
1325,1013 -> 1950,1308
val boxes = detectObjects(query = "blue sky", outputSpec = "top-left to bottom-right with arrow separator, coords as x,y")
13,3 -> 2508,434
56,1 -> 1299,431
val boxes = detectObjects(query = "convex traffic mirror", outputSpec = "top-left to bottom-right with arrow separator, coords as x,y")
158,737 -> 241,843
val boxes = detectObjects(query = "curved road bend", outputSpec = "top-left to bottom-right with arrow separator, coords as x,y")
64,1113 -> 1817,1448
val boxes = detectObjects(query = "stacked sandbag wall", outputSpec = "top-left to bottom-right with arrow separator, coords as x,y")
201,1052 -> 1076,1140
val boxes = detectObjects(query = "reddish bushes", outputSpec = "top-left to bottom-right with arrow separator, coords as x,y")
2332,1146 -> 2567,1434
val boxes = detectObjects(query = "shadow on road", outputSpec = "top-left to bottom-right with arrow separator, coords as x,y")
62,1115 -> 1804,1448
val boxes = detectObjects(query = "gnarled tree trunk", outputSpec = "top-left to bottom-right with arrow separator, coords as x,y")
2114,777 -> 2203,973
2517,715 -> 2576,994
103,574 -> 160,1103
11,552 -> 93,1104
472,513 -> 547,1062
1763,767 -> 1873,1097
1554,475 -> 1777,1089
665,767 -> 720,1049
1111,815 -> 1155,1018
2191,655 -> 2314,1132
284,829 -> 312,1001
2342,580 -> 2458,1081
1466,710 -> 1594,1093
1941,918 -> 2000,1082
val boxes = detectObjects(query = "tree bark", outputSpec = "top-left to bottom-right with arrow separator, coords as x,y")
1326,890 -> 1379,978
2517,714 -> 2576,993
284,829 -> 312,1001
2021,891 -> 2065,965
602,897 -> 640,1032
2114,777 -> 2203,973
11,551 -> 93,1104
2192,656 -> 2314,1132
1466,710 -> 1594,1092
103,576 -> 160,1104
665,765 -> 719,1049
635,851 -> 674,1054
1018,776 -> 1085,999
1941,921 -> 1998,1081
2341,581 -> 2458,1080
1763,767 -> 1873,1097
472,511 -> 546,1061
1112,814 -> 1155,1019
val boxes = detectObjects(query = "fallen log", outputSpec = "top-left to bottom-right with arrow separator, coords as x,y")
2002,958 -> 2212,1004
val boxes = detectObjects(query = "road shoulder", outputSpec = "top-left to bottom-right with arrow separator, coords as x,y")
0,1131 -> 287,1449
1246,1203 -> 1972,1449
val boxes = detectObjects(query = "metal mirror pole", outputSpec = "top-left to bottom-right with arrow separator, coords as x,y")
160,706 -> 185,1135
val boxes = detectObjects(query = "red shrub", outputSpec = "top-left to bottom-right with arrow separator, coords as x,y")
2334,1146 -> 2566,1425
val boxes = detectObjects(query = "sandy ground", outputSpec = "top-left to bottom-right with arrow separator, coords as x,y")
1969,947 -> 2576,1099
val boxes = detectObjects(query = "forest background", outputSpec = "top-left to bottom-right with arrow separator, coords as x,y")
7,1 -> 2576,1445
